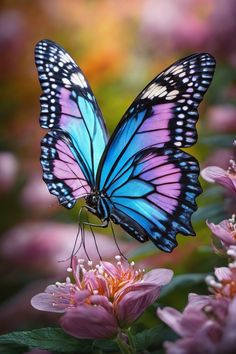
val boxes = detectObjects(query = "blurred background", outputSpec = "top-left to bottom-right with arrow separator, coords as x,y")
0,0 -> 236,339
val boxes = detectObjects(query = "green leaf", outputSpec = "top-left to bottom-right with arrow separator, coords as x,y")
134,325 -> 178,351
93,338 -> 118,352
0,344 -> 28,354
0,328 -> 93,353
159,273 -> 208,299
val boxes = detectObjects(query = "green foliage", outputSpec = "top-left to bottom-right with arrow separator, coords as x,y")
0,326 -> 178,354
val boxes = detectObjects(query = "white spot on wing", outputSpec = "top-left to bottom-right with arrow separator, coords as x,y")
70,72 -> 88,88
142,84 -> 167,99
165,90 -> 179,100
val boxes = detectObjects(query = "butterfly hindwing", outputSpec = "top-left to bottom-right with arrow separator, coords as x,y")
41,130 -> 91,208
35,40 -> 108,206
97,53 -> 215,191
110,148 -> 201,252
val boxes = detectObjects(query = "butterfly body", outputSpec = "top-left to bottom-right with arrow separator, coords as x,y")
35,40 -> 215,252
85,191 -> 111,222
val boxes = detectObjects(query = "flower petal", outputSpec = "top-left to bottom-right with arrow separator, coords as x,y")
31,293 -> 65,313
201,166 -> 236,197
31,283 -> 76,313
207,219 -> 236,246
143,268 -> 173,285
219,297 -> 236,351
214,267 -> 232,281
101,261 -> 120,278
201,166 -> 227,183
158,306 -> 184,336
116,283 -> 161,327
60,304 -> 118,339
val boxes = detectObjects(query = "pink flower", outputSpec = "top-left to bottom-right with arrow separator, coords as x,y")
206,266 -> 236,299
158,293 -> 236,354
20,175 -> 58,214
207,215 -> 236,248
0,152 -> 18,193
31,257 -> 173,339
201,160 -> 236,198
206,105 -> 236,133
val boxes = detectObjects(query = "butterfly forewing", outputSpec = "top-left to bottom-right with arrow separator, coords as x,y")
35,40 -> 108,207
97,53 -> 215,190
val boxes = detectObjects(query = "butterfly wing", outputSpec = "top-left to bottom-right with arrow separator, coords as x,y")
35,40 -> 108,208
97,53 -> 215,191
97,53 -> 215,251
109,148 -> 201,252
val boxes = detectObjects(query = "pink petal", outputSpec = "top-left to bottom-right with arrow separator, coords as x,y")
214,267 -> 232,281
143,268 -> 173,285
219,297 -> 236,351
60,304 -> 118,339
157,307 -> 183,336
101,261 -> 120,278
201,166 -> 226,183
31,284 -> 75,313
116,283 -> 161,326
74,290 -> 91,304
89,294 -> 113,312
206,219 -> 235,246
31,293 -> 65,313
188,293 -> 212,308
201,166 -> 236,197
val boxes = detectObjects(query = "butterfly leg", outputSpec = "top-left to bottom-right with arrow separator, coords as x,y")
80,205 -> 109,228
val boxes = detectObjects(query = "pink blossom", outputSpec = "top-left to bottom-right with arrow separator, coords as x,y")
201,161 -> 236,198
140,0 -> 210,53
207,215 -> 236,248
31,257 -> 173,339
206,265 -> 236,299
206,105 -> 236,133
158,293 -> 236,354
20,175 -> 58,214
0,152 -> 18,193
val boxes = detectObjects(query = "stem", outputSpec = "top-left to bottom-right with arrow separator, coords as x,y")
115,329 -> 136,354
127,328 -> 136,352
115,336 -> 132,354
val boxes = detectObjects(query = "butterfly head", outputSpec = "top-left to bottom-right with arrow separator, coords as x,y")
85,191 -> 110,221
85,192 -> 99,209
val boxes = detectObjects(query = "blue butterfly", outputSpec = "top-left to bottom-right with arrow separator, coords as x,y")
35,40 -> 215,252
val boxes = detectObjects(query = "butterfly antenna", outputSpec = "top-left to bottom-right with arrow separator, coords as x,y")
57,221 -> 82,266
71,228 -> 83,266
110,221 -> 127,261
85,208 -> 102,261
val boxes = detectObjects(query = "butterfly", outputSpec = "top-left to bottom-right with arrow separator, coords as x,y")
35,39 -> 215,252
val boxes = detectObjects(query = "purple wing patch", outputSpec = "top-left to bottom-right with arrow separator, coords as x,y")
41,131 -> 91,208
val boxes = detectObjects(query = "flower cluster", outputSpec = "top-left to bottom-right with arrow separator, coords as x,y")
157,144 -> 236,354
31,256 -> 173,340
201,144 -> 236,199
